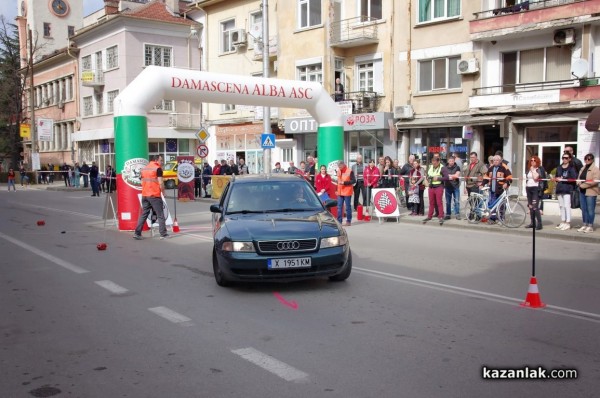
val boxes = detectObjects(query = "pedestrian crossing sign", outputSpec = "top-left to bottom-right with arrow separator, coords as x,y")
261,133 -> 276,149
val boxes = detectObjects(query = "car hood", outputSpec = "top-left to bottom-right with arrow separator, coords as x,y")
223,211 -> 341,241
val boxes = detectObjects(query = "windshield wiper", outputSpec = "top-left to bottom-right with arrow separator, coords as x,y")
226,210 -> 266,215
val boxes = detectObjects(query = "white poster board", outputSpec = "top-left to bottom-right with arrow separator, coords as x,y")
577,121 -> 600,167
370,188 -> 400,223
137,193 -> 174,229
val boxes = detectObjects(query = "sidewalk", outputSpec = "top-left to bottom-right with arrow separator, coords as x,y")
21,183 -> 600,244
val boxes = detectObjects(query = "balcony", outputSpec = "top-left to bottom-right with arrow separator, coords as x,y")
330,16 -> 379,48
168,113 -> 202,129
469,78 -> 600,109
252,35 -> 278,61
470,0 -> 599,40
81,69 -> 104,87
331,90 -> 380,113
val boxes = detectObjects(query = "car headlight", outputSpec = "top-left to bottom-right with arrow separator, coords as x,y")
320,235 -> 348,248
222,241 -> 255,252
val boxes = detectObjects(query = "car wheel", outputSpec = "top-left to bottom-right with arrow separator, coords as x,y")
329,250 -> 352,282
212,248 -> 231,287
165,179 -> 176,190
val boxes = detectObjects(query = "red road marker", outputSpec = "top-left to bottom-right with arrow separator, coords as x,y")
97,243 -> 108,251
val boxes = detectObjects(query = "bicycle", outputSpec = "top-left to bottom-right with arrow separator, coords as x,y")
464,186 -> 526,228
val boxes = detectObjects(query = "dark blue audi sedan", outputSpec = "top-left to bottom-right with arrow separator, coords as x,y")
209,174 -> 352,287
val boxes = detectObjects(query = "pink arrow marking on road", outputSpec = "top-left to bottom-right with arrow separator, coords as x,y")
273,292 -> 298,310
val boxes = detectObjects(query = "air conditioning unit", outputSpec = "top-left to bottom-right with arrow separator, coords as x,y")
553,29 -> 575,46
253,40 -> 263,53
231,29 -> 247,46
394,105 -> 414,120
457,58 -> 479,75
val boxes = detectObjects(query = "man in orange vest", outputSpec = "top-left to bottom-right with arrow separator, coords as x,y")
336,160 -> 356,226
133,155 -> 169,240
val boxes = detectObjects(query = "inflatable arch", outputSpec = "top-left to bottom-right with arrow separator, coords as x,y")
113,66 -> 343,230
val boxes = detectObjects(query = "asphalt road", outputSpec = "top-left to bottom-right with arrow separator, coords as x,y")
1,188 -> 599,397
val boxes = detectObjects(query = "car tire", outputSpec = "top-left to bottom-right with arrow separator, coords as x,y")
329,250 -> 352,282
212,248 -> 231,287
165,179 -> 176,190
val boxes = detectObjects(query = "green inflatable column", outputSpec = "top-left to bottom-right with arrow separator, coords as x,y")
318,125 -> 344,220
114,115 -> 149,230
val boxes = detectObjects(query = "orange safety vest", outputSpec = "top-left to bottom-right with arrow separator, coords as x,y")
336,167 -> 353,197
141,161 -> 162,197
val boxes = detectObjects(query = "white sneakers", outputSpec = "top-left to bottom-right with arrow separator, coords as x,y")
556,223 -> 564,229
577,225 -> 595,233
560,223 -> 571,231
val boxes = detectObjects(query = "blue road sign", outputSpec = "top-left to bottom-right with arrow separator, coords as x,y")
261,133 -> 276,149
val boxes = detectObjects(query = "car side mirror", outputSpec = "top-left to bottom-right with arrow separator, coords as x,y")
324,199 -> 337,209
210,204 -> 223,213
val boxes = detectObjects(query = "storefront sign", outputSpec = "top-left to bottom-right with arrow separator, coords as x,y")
284,113 -> 392,133
216,124 -> 264,136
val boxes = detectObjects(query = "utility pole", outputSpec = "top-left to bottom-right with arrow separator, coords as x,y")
262,0 -> 270,175
28,28 -> 36,171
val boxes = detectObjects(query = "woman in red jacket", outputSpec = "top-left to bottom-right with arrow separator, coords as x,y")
363,159 -> 380,210
314,165 -> 333,201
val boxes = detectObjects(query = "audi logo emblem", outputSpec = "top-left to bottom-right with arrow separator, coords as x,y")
277,241 -> 300,251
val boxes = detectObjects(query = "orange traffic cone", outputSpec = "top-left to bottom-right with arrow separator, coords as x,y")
172,218 -> 180,233
520,276 -> 546,308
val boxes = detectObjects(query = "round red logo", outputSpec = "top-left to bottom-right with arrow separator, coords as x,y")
373,190 -> 398,214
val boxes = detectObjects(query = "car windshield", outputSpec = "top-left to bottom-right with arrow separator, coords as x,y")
163,163 -> 177,172
225,180 -> 324,214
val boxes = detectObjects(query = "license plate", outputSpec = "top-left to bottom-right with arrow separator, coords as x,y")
268,257 -> 311,269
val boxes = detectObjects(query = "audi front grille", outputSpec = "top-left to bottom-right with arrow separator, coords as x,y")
257,239 -> 318,253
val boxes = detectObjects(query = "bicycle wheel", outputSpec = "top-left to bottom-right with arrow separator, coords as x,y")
465,195 -> 484,223
498,200 -> 526,228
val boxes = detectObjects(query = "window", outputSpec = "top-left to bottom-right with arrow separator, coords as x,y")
282,147 -> 294,162
43,23 -> 51,37
358,62 -> 374,91
250,11 -> 262,47
144,45 -> 172,67
107,90 -> 119,113
82,55 -> 91,70
418,56 -> 461,92
221,19 -> 236,53
95,51 -> 103,71
418,0 -> 460,23
502,47 -> 571,92
96,92 -> 103,114
297,64 -> 322,83
361,0 -> 382,20
68,26 -> 74,37
298,0 -> 321,29
222,104 -> 236,112
153,99 -> 174,111
106,46 -> 118,69
83,96 -> 93,116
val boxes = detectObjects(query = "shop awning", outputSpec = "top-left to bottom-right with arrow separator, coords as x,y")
395,114 -> 508,130
584,107 -> 600,131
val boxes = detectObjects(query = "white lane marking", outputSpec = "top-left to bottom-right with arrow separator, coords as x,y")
354,267 -> 600,324
148,306 -> 193,325
95,280 -> 129,295
0,231 -> 89,274
231,347 -> 309,383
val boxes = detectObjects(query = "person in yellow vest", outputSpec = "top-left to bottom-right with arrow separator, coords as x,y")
336,160 -> 356,226
423,155 -> 449,225
133,155 -> 169,240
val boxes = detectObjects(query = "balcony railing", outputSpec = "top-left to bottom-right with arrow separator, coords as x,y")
472,78 -> 582,96
168,113 -> 202,129
252,36 -> 278,60
330,16 -> 379,48
473,0 -> 584,20
330,90 -> 380,113
81,69 -> 104,86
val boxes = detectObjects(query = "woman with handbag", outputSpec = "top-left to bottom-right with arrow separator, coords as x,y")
408,159 -> 426,216
576,153 -> 600,233
553,153 -> 578,230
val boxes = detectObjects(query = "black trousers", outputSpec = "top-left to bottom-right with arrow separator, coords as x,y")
353,181 -> 366,210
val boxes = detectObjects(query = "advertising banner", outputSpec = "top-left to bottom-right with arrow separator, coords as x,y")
37,118 -> 54,142
177,156 -> 196,201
